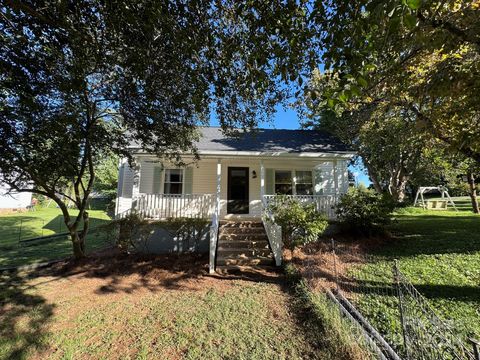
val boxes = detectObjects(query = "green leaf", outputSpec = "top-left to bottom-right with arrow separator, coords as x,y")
406,0 -> 422,10
350,85 -> 361,97
338,91 -> 349,103
357,77 -> 368,88
403,13 -> 417,29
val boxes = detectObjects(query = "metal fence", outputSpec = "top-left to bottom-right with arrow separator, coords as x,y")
393,263 -> 477,360
0,224 -> 114,270
300,239 -> 479,360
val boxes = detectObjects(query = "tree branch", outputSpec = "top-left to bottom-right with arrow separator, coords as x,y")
417,11 -> 480,48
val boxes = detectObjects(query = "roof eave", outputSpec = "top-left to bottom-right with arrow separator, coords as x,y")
129,148 -> 356,159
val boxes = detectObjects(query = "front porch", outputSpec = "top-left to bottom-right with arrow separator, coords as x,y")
115,155 -> 349,273
116,155 -> 348,220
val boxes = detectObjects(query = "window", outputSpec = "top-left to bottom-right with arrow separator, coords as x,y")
164,169 -> 183,194
275,170 -> 292,195
295,171 -> 313,195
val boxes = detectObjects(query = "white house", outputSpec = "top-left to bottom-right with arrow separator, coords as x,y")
115,127 -> 354,272
0,183 -> 32,211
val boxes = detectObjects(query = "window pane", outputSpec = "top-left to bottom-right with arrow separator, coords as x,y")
275,184 -> 292,195
165,182 -> 182,194
164,169 -> 183,194
296,171 -> 312,184
231,169 -> 247,177
275,170 -> 292,184
167,169 -> 183,183
296,184 -> 313,195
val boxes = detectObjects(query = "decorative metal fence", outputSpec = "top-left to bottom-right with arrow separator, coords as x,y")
393,262 -> 476,360
324,240 -> 480,360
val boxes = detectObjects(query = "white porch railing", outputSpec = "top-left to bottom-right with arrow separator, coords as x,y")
133,193 -> 215,219
262,194 -> 338,219
262,200 -> 283,266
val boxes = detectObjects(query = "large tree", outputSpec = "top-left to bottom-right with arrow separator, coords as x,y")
0,1 -> 319,258
302,70 -> 428,202
311,0 -> 480,163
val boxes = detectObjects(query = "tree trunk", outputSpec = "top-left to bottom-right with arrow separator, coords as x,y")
70,230 -> 86,259
467,172 -> 480,214
363,160 -> 383,193
389,174 -> 408,203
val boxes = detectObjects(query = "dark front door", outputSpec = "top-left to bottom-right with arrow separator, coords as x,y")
227,167 -> 249,214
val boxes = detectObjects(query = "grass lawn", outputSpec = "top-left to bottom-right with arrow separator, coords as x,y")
352,198 -> 480,349
0,254 -> 330,360
0,206 -> 112,268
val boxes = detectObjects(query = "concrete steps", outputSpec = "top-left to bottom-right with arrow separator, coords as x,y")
216,221 -> 275,270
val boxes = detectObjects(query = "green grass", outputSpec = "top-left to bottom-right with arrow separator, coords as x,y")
0,206 -> 111,268
0,258 -> 327,360
352,198 -> 480,349
283,262 -> 375,360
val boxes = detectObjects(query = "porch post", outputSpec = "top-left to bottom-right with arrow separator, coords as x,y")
333,160 -> 339,196
132,160 -> 141,214
260,160 -> 265,207
216,159 -> 221,215
114,157 -> 126,218
209,159 -> 222,274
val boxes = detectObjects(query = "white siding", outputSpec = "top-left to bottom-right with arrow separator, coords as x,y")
116,161 -> 134,215
139,161 -> 153,194
192,161 -> 217,195
315,161 -> 336,195
336,160 -> 349,194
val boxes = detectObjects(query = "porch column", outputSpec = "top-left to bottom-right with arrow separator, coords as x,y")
333,160 -> 339,196
131,160 -> 142,214
260,160 -> 265,206
216,159 -> 221,215
132,161 -> 141,199
114,157 -> 126,218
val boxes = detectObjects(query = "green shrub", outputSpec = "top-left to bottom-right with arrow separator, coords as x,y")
336,186 -> 395,236
265,196 -> 328,252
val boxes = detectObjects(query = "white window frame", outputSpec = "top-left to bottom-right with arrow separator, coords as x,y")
274,169 -> 314,195
294,170 -> 314,195
274,170 -> 293,195
162,168 -> 185,195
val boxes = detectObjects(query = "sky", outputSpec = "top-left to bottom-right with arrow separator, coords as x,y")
210,105 -> 372,187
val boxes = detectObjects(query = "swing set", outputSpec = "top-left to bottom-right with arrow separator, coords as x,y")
413,186 -> 458,211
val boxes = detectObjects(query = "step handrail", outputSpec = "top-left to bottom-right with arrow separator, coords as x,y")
208,210 -> 219,274
262,198 -> 283,266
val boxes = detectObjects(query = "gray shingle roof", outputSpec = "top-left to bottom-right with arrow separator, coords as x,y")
195,127 -> 352,154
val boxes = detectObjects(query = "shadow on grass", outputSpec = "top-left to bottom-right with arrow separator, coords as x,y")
0,271 -> 54,359
332,274 -> 480,303
2,252 -> 338,359
376,214 -> 480,257
43,252 -> 329,357
43,215 -> 110,234
44,252 -> 209,294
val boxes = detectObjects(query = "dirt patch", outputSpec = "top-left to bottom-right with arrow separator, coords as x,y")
289,236 -> 389,292
30,252 -> 238,300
